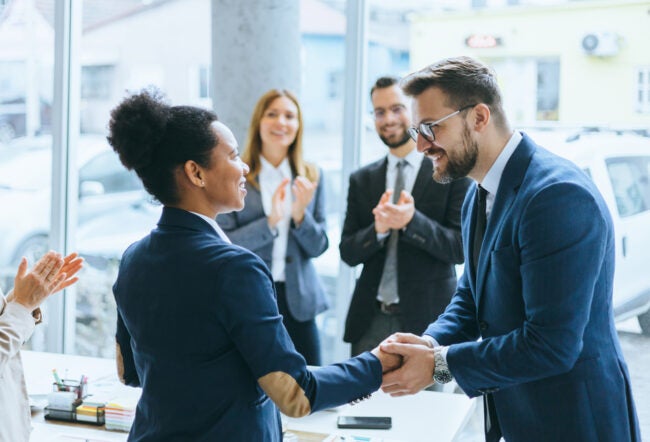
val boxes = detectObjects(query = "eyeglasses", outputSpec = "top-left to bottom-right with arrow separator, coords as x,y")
372,104 -> 407,121
407,104 -> 476,142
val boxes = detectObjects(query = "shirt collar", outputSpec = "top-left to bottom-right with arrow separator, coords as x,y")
190,211 -> 231,243
260,155 -> 292,178
481,131 -> 522,197
387,148 -> 423,170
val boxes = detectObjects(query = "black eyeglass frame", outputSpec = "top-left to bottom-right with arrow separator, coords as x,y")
407,104 -> 477,142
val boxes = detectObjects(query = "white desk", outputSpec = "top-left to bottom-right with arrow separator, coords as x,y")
23,351 -> 133,442
23,351 -> 476,442
284,390 -> 476,442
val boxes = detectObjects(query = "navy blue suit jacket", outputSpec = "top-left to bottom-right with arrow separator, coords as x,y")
217,172 -> 329,321
425,133 -> 640,441
114,207 -> 381,441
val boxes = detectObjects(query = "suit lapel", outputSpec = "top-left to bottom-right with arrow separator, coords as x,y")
411,157 -> 433,202
475,136 -> 536,303
368,157 -> 389,204
247,180 -> 265,217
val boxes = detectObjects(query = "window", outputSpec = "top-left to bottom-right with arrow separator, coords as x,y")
636,67 -> 650,114
537,59 -> 560,121
328,70 -> 344,99
198,65 -> 210,99
606,157 -> 650,217
81,65 -> 115,100
79,151 -> 141,195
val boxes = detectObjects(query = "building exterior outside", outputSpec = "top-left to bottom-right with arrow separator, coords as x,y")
409,0 -> 650,127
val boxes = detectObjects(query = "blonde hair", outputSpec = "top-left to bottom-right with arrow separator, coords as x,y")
242,89 -> 319,189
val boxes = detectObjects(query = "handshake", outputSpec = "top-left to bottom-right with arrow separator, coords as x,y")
370,333 -> 439,397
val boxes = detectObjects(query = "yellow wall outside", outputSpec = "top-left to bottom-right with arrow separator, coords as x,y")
410,0 -> 650,126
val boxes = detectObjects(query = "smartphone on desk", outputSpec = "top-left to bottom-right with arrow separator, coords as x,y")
337,415 -> 392,430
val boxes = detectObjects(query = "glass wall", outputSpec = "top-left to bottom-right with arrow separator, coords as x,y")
5,2 -> 648,436
72,0 -> 212,357
0,0 -> 54,351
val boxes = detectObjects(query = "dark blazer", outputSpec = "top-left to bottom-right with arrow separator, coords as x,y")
114,207 -> 381,441
425,133 -> 641,441
340,155 -> 471,343
217,172 -> 329,322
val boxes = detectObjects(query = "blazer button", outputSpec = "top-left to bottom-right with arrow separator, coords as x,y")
285,256 -> 293,264
479,321 -> 489,332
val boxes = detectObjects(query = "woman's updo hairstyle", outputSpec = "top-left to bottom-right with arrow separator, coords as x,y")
107,87 -> 218,205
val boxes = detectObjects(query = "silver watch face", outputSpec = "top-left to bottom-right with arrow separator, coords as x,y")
433,348 -> 453,384
434,369 -> 453,384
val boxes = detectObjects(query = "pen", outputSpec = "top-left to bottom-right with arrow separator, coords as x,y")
52,369 -> 64,389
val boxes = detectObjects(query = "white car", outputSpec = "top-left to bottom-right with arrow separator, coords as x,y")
0,135 -> 146,276
535,129 -> 650,334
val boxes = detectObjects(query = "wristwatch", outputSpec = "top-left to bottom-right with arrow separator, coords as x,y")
432,347 -> 453,384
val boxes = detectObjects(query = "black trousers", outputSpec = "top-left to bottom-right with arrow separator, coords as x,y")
275,282 -> 322,366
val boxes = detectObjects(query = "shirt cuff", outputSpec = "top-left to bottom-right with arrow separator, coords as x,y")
421,334 -> 439,348
376,231 -> 390,242
422,336 -> 449,367
2,300 -> 38,339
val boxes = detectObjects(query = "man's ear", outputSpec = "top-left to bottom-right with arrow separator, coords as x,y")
472,103 -> 491,133
183,160 -> 205,188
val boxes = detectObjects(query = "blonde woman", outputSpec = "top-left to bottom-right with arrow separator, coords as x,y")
217,89 -> 328,365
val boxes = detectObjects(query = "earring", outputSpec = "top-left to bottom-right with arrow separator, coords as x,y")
201,181 -> 205,187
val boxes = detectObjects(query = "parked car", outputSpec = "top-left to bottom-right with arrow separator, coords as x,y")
0,134 -> 145,276
0,97 -> 51,143
535,129 -> 650,334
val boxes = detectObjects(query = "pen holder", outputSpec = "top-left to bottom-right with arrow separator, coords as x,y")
52,379 -> 87,400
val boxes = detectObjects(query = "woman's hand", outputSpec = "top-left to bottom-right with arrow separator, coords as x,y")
11,251 -> 83,311
268,177 -> 290,229
291,176 -> 317,225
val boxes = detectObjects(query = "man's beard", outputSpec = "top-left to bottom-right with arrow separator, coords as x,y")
380,129 -> 411,149
433,123 -> 478,184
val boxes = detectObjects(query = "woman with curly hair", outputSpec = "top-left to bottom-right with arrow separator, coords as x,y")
108,88 -> 397,441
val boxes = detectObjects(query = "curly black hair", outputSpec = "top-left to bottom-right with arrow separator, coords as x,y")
107,87 -> 218,205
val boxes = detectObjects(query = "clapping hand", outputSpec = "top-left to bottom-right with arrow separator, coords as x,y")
11,251 -> 84,311
268,177 -> 291,229
373,190 -> 415,233
291,176 -> 317,225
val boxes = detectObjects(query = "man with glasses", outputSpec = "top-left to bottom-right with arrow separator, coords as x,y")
380,56 -> 641,442
339,76 -> 470,360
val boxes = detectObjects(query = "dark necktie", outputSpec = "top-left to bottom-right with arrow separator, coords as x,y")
473,185 -> 501,441
472,185 -> 488,273
484,393 -> 502,442
377,160 -> 406,305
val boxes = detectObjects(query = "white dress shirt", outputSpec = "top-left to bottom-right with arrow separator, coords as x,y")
376,149 -> 424,243
259,156 -> 292,282
426,131 -> 522,363
190,211 -> 231,243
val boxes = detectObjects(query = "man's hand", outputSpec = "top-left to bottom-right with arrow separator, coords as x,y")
370,345 -> 402,374
372,190 -> 415,232
373,191 -> 392,234
380,337 -> 436,396
384,332 -> 433,347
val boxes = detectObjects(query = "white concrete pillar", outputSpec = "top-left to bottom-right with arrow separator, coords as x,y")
211,0 -> 301,144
